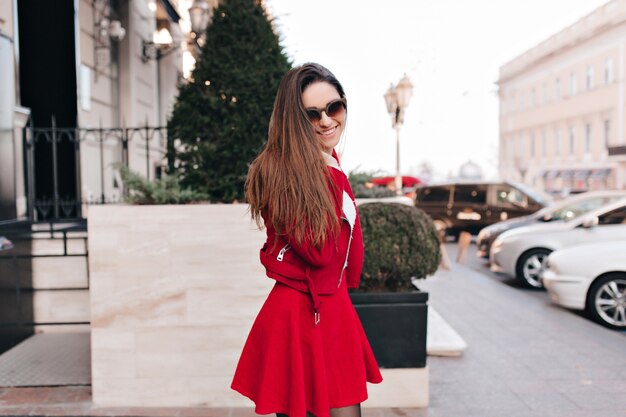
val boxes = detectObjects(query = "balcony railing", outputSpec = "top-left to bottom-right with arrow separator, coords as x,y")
608,145 -> 626,156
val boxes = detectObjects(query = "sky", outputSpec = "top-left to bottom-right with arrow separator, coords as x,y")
264,0 -> 610,180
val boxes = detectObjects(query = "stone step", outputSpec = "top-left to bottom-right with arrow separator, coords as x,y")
427,307 -> 467,357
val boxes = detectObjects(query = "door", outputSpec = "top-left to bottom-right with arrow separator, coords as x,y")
493,184 -> 531,223
18,0 -> 79,221
451,184 -> 488,234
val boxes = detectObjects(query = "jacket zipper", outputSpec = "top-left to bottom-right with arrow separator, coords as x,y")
338,217 -> 353,287
277,243 -> 290,261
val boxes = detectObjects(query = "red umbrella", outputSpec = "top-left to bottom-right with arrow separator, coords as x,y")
369,176 -> 422,187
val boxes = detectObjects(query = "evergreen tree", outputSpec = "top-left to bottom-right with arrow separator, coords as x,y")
167,0 -> 291,202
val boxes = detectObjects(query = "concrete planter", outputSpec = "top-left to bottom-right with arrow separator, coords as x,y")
88,204 -> 428,408
350,291 -> 430,408
88,204 -> 268,407
350,291 -> 429,368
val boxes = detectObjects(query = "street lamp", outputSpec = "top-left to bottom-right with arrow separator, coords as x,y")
384,74 -> 413,195
92,0 -> 126,78
188,0 -> 212,54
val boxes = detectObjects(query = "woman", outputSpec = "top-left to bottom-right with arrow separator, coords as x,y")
231,63 -> 382,417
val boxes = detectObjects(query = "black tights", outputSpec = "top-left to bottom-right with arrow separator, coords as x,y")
276,404 -> 361,417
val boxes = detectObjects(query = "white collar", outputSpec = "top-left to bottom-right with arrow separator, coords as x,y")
322,152 -> 341,170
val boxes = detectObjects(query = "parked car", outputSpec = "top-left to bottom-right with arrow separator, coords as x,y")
414,181 -> 550,239
543,241 -> 626,330
490,198 -> 626,288
476,190 -> 626,258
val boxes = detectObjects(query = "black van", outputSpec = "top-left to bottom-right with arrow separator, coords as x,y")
414,181 -> 551,239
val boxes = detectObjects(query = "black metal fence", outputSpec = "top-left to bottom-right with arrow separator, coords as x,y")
0,121 -> 169,352
24,120 -> 167,222
0,222 -> 90,353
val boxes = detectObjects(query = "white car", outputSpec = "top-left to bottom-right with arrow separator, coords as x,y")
476,190 -> 626,258
490,198 -> 626,288
543,241 -> 626,330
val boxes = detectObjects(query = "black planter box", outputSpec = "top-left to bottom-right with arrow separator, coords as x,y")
350,291 -> 428,368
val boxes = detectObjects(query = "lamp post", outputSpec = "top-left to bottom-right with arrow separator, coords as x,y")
384,74 -> 413,195
188,0 -> 212,55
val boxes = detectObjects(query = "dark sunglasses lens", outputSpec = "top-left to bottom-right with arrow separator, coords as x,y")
306,109 -> 321,121
327,100 -> 345,116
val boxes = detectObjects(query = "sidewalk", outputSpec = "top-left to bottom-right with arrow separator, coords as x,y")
0,243 -> 624,416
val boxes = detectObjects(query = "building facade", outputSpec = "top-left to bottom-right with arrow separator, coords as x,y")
498,0 -> 626,195
0,0 -> 213,344
0,0 -> 210,224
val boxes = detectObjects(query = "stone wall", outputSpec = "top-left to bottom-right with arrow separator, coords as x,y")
88,204 -> 427,408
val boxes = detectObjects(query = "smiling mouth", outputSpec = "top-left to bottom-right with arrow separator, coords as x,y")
317,126 -> 337,137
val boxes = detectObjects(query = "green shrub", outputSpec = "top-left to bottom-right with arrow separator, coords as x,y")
352,184 -> 396,199
115,164 -> 208,205
356,202 -> 441,292
348,169 -> 395,198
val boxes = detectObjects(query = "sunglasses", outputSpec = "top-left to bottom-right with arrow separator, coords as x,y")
305,98 -> 347,122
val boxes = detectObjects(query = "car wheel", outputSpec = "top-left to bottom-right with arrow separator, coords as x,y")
586,274 -> 626,330
515,248 -> 551,289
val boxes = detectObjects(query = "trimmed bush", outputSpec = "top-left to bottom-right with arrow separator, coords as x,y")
115,164 -> 208,205
356,202 -> 441,292
348,169 -> 395,198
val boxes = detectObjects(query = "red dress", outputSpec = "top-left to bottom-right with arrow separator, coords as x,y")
230,278 -> 382,417
231,153 -> 382,417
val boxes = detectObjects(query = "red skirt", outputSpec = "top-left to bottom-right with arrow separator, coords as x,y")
231,278 -> 383,417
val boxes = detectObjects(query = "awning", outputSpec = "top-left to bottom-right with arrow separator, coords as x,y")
159,0 -> 181,23
370,176 -> 422,187
573,169 -> 591,180
543,170 -> 559,179
589,168 -> 611,179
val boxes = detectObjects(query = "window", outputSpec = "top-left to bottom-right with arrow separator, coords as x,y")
605,58 -> 613,84
420,186 -> 451,203
598,207 -> 626,225
454,185 -> 487,204
569,72 -> 577,96
585,123 -> 592,153
569,127 -> 575,154
555,78 -> 561,98
542,82 -> 547,103
604,119 -> 611,147
556,197 -> 617,222
542,129 -> 547,157
531,132 -> 536,157
555,129 -> 561,155
531,88 -> 536,107
586,66 -> 594,90
496,186 -> 527,208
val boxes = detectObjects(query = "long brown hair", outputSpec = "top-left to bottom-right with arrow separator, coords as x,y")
246,63 -> 346,247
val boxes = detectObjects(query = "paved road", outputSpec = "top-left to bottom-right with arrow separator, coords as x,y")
408,243 -> 626,417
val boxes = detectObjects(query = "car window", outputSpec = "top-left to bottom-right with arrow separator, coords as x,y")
496,186 -> 527,207
454,185 -> 487,204
511,182 -> 553,206
598,206 -> 626,225
555,197 -> 620,222
419,186 -> 451,203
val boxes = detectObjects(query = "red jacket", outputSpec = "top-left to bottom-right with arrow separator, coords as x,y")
259,151 -> 364,325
